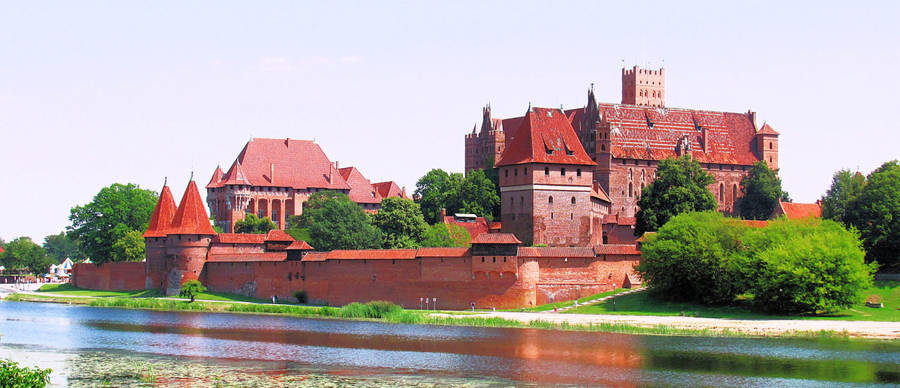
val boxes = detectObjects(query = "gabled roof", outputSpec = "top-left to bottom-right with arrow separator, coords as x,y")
168,181 -> 217,235
143,184 -> 178,237
373,181 -> 406,199
757,122 -> 780,135
206,166 -> 225,188
265,229 -> 295,242
286,240 -> 314,250
470,233 -> 522,245
497,107 -> 595,167
591,183 -> 611,203
777,201 -> 822,220
338,166 -> 381,204
231,138 -> 350,190
220,159 -> 250,186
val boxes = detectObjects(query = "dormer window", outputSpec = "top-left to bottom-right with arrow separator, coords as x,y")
545,148 -> 553,155
566,149 -> 574,156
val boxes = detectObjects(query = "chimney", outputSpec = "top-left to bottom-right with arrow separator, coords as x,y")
701,127 -> 709,152
402,186 -> 407,198
270,164 -> 275,183
748,110 -> 757,129
335,160 -> 339,170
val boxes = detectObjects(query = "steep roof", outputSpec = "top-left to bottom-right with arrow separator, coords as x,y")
168,181 -> 217,235
265,229 -> 295,242
338,166 -> 381,204
373,181 -> 406,199
231,138 -> 350,190
286,240 -> 314,250
206,166 -> 225,188
143,184 -> 178,238
757,122 -> 780,135
497,107 -> 595,167
470,233 -> 522,245
591,183 -> 611,203
777,201 -> 822,220
220,159 -> 250,186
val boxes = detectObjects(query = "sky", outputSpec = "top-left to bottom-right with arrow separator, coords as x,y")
1,1 -> 898,243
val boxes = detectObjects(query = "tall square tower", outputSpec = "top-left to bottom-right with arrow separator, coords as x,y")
621,66 -> 665,107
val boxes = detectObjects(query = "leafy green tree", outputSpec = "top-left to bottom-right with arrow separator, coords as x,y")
111,230 -> 146,262
746,218 -> 875,314
42,232 -> 84,263
0,359 -> 52,388
846,160 -> 900,269
421,223 -> 470,247
233,214 -> 276,234
209,215 -> 224,233
459,169 -> 500,221
372,197 -> 428,248
414,169 -> 464,224
635,156 -> 716,235
1,237 -> 53,274
284,215 -> 311,242
636,212 -> 750,304
482,156 -> 502,219
179,280 -> 206,303
301,191 -> 382,251
738,161 -> 788,220
821,169 -> 866,223
67,183 -> 158,264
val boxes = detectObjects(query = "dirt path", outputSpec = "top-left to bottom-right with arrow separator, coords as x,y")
439,311 -> 900,339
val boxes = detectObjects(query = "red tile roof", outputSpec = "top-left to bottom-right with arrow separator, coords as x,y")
206,166 -> 225,189
777,201 -> 822,220
301,252 -> 328,262
517,247 -> 595,258
207,252 -> 287,262
373,181 -> 406,199
265,229 -> 295,242
220,159 -> 251,186
442,215 -> 488,242
325,249 -> 418,260
168,181 -> 217,235
602,214 -> 636,226
757,122 -> 779,135
0,246 -> 4,254
214,233 -> 266,244
470,233 -> 522,245
594,245 -> 641,255
143,184 -> 177,238
415,247 -> 470,257
338,166 -> 381,204
591,183 -> 611,203
497,107 -> 595,167
286,240 -> 313,250
743,220 -> 769,228
229,138 -> 350,190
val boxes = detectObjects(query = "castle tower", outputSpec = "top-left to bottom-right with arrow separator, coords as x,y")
143,181 -> 177,290
621,66 -> 665,107
165,179 -> 217,296
497,106 -> 597,246
756,123 -> 780,170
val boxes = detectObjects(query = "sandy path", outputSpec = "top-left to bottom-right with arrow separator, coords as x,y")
436,311 -> 900,339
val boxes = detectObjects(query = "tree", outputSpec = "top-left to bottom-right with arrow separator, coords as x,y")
415,169 -> 464,224
67,183 -> 158,264
482,155 -> 502,219
738,161 -> 788,220
179,280 -> 206,303
636,212 -> 750,304
233,214 -> 276,234
0,359 -> 52,388
459,169 -> 500,221
372,197 -> 428,248
1,237 -> 53,274
111,230 -> 146,262
821,169 -> 866,223
846,160 -> 900,269
209,215 -> 224,233
284,215 -> 312,242
635,156 -> 716,235
301,191 -> 382,251
42,232 -> 84,263
421,223 -> 470,247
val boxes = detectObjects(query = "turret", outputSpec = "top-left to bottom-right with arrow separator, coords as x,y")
164,179 -> 217,296
621,66 -> 665,107
756,123 -> 780,170
143,180 -> 177,290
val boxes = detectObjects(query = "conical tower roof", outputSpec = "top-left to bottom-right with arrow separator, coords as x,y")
168,180 -> 217,235
143,183 -> 177,238
206,165 -> 225,188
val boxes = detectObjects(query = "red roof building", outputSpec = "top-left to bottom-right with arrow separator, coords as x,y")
773,200 -> 822,220
143,183 -> 177,238
206,138 -> 406,232
168,180 -> 217,235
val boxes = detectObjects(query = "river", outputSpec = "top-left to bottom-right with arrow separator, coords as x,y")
0,301 -> 897,387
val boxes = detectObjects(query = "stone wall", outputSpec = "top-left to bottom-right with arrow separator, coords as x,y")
72,262 -> 146,291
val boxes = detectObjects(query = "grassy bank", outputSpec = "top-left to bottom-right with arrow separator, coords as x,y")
36,283 -> 268,303
566,280 -> 900,322
506,288 -> 631,312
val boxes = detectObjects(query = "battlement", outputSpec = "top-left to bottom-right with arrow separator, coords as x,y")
621,66 -> 665,107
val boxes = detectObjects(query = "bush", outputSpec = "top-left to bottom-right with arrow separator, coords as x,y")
0,359 -> 52,388
179,280 -> 206,303
293,290 -> 308,304
637,212 -> 750,304
337,301 -> 402,319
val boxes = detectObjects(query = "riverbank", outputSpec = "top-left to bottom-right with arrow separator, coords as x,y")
5,293 -> 898,340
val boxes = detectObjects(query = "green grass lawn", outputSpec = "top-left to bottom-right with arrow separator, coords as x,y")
565,280 -> 900,321
36,283 -> 268,303
505,288 -> 631,312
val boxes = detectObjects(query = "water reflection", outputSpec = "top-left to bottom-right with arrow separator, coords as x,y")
1,301 -> 898,387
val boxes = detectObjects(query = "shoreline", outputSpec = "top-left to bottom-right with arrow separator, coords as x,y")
5,293 -> 898,341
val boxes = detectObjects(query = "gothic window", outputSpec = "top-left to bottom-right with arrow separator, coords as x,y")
601,144 -> 606,151
719,183 -> 724,202
549,196 -> 554,204
520,196 -> 524,209
524,168 -> 527,176
769,142 -> 773,150
571,196 -> 576,204
641,170 -> 645,183
628,168 -> 633,181
733,184 -> 738,203
628,183 -> 633,198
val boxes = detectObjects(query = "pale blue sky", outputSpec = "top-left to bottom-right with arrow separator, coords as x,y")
2,1 -> 898,243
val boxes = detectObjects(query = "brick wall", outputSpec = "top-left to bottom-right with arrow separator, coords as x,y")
72,262 -> 145,291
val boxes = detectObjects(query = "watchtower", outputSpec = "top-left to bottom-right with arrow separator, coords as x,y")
621,66 -> 665,107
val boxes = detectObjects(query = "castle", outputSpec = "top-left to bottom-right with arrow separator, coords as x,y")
206,138 -> 407,232
466,66 -> 780,245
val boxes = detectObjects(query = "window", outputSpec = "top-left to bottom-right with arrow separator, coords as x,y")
548,196 -> 554,204
719,183 -> 724,201
577,169 -> 582,176
492,257 -> 496,263
561,168 -> 566,176
514,169 -> 518,177
769,142 -> 773,150
504,169 -> 508,177
601,144 -> 606,151
544,167 -> 550,175
524,168 -> 527,176
628,183 -> 633,198
571,196 -> 576,204
546,148 -> 553,155
733,184 -> 738,203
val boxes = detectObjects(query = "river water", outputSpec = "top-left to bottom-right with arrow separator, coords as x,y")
0,301 -> 897,387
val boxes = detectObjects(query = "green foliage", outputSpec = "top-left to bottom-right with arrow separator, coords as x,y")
42,231 -> 84,263
209,215 -> 224,233
821,169 -> 866,223
739,161 -> 788,220
414,168 -> 499,224
420,223 -> 470,247
845,160 -> 900,269
111,230 -> 145,262
639,212 -> 875,314
233,213 -> 276,234
293,290 -> 308,303
337,301 -> 403,319
1,237 -> 53,274
372,197 -> 428,248
179,280 -> 206,303
747,218 -> 876,314
67,183 -> 158,264
482,156 -> 501,219
637,212 -> 750,304
300,191 -> 382,251
0,359 -> 52,388
635,156 -> 716,235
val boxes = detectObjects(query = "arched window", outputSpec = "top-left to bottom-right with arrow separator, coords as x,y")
719,183 -> 724,201
549,196 -> 554,204
733,184 -> 738,203
628,183 -> 633,198
769,142 -> 773,150
628,168 -> 633,181
571,196 -> 576,204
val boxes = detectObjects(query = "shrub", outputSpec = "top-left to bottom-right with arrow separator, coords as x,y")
337,301 -> 402,319
293,290 -> 308,304
179,280 -> 206,303
0,359 -> 52,388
